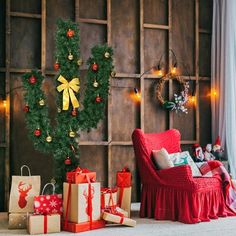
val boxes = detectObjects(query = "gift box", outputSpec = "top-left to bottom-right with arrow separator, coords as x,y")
117,187 -> 132,217
63,219 -> 105,233
102,212 -> 136,227
34,183 -> 63,215
63,182 -> 101,223
66,167 -> 96,184
101,187 -> 117,211
8,213 -> 27,229
28,214 -> 61,235
116,167 -> 132,188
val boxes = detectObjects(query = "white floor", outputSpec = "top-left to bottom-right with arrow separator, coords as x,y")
1,203 -> 236,236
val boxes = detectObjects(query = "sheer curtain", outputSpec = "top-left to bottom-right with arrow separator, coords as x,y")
212,0 -> 236,177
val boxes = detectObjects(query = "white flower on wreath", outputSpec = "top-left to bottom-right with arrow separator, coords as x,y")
49,200 -> 57,208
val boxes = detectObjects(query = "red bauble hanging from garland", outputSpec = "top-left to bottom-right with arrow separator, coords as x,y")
91,63 -> 98,72
29,76 -> 37,84
71,109 -> 77,117
34,128 -> 41,137
64,157 -> 71,165
23,105 -> 29,112
95,95 -> 102,103
54,62 -> 60,71
67,29 -> 74,38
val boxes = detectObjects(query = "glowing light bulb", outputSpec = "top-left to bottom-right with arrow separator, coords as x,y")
171,66 -> 177,75
3,100 -> 6,107
190,96 -> 196,104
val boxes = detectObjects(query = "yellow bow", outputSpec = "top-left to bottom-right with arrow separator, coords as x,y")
57,75 -> 80,110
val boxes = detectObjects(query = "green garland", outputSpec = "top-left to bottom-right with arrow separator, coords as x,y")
22,19 -> 114,191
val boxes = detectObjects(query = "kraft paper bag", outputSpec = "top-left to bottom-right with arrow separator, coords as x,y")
9,165 -> 41,213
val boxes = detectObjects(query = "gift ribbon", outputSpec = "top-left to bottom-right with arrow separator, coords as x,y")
44,215 -> 47,234
57,75 -> 80,110
86,174 -> 93,229
67,167 -> 95,183
101,188 -> 117,211
64,182 -> 72,229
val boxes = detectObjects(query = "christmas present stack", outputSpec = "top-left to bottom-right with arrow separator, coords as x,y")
8,165 -> 41,230
28,182 -> 62,234
63,167 -> 105,233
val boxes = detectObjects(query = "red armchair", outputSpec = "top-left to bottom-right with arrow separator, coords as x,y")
132,128 -> 235,223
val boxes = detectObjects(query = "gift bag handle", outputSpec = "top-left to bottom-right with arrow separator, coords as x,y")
41,183 -> 55,195
20,165 -> 31,176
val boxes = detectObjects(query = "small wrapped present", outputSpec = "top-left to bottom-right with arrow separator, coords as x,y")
63,182 -> 101,224
28,214 -> 61,235
116,167 -> 132,217
101,187 -> 117,211
34,183 -> 63,215
8,213 -> 27,229
66,167 -> 96,184
102,211 -> 136,227
63,220 -> 105,233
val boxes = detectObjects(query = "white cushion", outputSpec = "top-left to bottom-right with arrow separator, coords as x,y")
152,148 -> 174,170
169,151 -> 202,177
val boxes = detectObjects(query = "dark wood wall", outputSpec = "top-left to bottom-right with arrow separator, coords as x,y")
0,0 -> 213,210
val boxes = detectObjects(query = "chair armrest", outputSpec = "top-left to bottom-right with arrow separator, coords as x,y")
157,165 -> 195,189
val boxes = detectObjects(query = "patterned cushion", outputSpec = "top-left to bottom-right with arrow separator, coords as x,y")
169,151 -> 202,177
152,148 -> 174,170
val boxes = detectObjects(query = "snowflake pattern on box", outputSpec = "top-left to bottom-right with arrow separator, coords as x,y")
34,194 -> 63,215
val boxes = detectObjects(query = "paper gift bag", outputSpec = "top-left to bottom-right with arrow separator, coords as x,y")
66,167 -> 96,184
117,187 -> 132,217
9,165 -> 41,213
28,214 -> 61,235
8,213 -> 28,229
102,212 -> 136,227
63,182 -> 101,223
34,183 -> 63,215
101,187 -> 117,211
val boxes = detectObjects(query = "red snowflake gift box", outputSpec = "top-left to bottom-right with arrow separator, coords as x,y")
66,167 -> 96,184
34,183 -> 63,215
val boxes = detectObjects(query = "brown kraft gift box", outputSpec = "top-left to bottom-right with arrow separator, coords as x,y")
8,213 -> 28,229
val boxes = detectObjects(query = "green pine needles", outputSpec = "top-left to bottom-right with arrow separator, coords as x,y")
22,19 -> 114,192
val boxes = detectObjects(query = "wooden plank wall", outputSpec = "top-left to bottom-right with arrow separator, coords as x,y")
0,0 -> 213,209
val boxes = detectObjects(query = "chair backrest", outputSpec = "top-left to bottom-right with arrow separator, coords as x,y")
132,128 -> 181,184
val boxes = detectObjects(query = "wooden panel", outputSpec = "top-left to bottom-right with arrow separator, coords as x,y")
199,0 -> 213,30
0,148 -> 5,211
110,146 -> 138,201
0,0 -> 5,67
79,146 -> 107,187
79,70 -> 107,141
111,0 -> 139,74
10,18 -> 41,68
199,34 -> 211,77
0,73 -> 6,143
144,78 -> 168,133
143,0 -> 168,25
80,24 -> 107,70
111,78 -> 139,141
79,0 -> 107,20
199,81 -> 211,146
144,29 -> 168,72
172,0 -> 195,75
46,0 -> 75,70
172,80 -> 196,140
11,0 -> 41,14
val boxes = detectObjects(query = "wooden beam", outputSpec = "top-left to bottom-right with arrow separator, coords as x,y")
41,0 -> 46,75
199,28 -> 211,34
78,18 -> 107,25
143,23 -> 169,30
181,140 -> 198,144
75,0 -> 80,22
115,73 -> 140,78
10,12 -> 41,19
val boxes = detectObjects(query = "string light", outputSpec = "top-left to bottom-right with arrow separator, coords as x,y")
130,88 -> 141,103
3,100 -> 6,107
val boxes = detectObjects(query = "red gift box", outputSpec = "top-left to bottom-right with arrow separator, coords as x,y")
116,167 -> 131,188
66,167 -> 96,184
63,220 -> 105,233
101,187 -> 117,211
34,183 -> 63,215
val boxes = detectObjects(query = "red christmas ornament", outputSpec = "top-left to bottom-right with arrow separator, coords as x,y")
67,29 -> 74,38
91,63 -> 98,72
54,62 -> 60,71
71,109 -> 77,117
95,95 -> 102,103
34,129 -> 41,137
64,157 -> 71,165
23,105 -> 29,112
29,75 -> 37,84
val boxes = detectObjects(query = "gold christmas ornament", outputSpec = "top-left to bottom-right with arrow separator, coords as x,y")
93,80 -> 99,88
110,71 -> 116,77
69,131 -> 76,138
57,107 -> 62,113
77,59 -> 83,66
104,52 -> 110,58
68,52 -> 74,61
39,99 -> 45,106
46,135 -> 52,143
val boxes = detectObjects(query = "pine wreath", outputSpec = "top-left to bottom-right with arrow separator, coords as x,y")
22,19 -> 114,191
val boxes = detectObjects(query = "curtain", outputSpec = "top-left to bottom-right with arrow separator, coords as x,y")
212,0 -> 236,177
